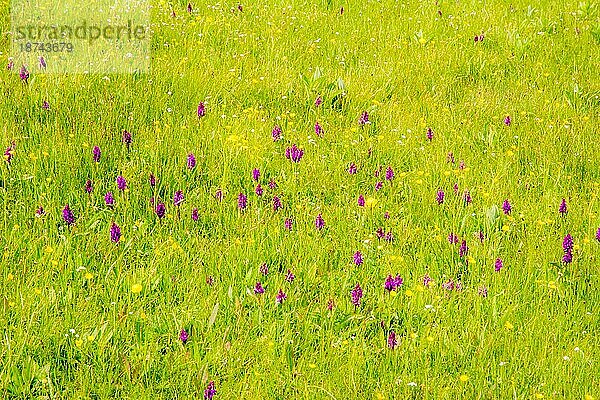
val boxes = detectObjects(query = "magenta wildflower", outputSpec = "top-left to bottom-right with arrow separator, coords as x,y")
116,176 -> 127,191
252,168 -> 260,181
562,234 -> 573,253
327,298 -> 335,311
285,144 -> 304,162
348,163 -> 357,174
273,195 -> 282,211
4,142 -> 14,164
477,230 -> 485,243
110,222 -> 121,244
285,269 -> 295,282
187,153 -> 196,169
215,189 -> 223,202
459,161 -> 465,170
187,3 -> 193,12
463,190 -> 472,205
596,227 -> 600,242
204,381 -> 216,400
358,195 -> 365,207
504,115 -> 511,126
105,192 -> 114,207
453,183 -> 459,194
254,282 -> 265,294
179,329 -> 189,344
197,101 -> 205,117
272,125 -> 282,141
84,179 -> 93,194
149,173 -> 156,188
394,274 -> 403,287
387,330 -> 397,349
315,213 -> 325,230
315,96 -> 322,107
353,251 -> 363,266
62,204 -> 75,226
375,181 -> 383,191
155,202 -> 166,219
238,193 -> 247,210
423,274 -> 432,287
191,208 -> 199,221
173,190 -> 184,207
39,56 -> 46,69
255,184 -> 263,196
562,250 -> 573,264
384,275 -> 395,291
559,198 -> 568,215
276,289 -> 287,304
384,274 -> 403,291
502,199 -> 512,215
19,65 -> 29,83
384,211 -> 390,219
447,152 -> 455,164
385,166 -> 394,181
268,179 -> 277,189
35,206 -> 45,217
7,58 -> 13,70
385,231 -> 394,242
448,232 -> 459,244
42,100 -> 50,110
494,258 -> 503,272
284,217 -> 293,230
459,240 -> 468,258
358,111 -> 369,126
436,189 -> 445,204
260,263 -> 268,276
442,279 -> 455,291
478,286 -> 488,297
122,130 -> 132,148
351,283 -> 363,307
315,121 -> 323,137
426,127 -> 433,141
93,146 -> 101,162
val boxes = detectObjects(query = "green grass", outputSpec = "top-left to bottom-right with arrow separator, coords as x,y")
1,0 -> 599,398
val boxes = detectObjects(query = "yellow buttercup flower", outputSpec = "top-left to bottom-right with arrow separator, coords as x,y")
365,197 -> 378,208
459,374 -> 469,382
131,283 -> 143,294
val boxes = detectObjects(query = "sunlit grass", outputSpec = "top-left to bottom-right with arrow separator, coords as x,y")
0,0 -> 599,398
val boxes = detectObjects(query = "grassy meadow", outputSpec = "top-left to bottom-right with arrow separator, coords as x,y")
1,0 -> 599,398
